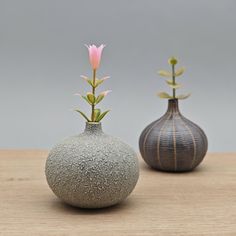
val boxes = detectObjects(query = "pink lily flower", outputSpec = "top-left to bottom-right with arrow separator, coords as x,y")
85,44 -> 105,70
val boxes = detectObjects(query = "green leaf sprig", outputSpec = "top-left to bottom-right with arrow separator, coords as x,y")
157,57 -> 191,100
75,75 -> 111,122
75,44 -> 111,123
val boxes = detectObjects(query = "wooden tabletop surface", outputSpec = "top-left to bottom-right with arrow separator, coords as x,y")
0,150 -> 235,236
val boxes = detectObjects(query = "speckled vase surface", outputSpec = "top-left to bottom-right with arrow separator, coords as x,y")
45,122 -> 139,208
139,99 -> 208,172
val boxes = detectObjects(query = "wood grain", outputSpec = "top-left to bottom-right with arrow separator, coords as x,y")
0,150 -> 235,236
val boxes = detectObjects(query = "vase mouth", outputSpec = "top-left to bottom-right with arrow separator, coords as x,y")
168,98 -> 178,102
84,122 -> 103,133
166,98 -> 180,113
86,121 -> 101,125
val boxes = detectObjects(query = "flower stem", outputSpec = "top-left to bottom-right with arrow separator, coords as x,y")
172,64 -> 176,99
91,69 -> 96,121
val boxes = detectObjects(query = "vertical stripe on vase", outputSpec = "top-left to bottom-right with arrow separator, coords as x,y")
142,117 -> 165,161
142,122 -> 158,161
181,116 -> 207,152
157,113 -> 172,170
172,117 -> 177,171
179,115 -> 197,169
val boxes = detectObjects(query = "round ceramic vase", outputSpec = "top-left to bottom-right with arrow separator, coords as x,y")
139,99 -> 208,172
45,122 -> 139,208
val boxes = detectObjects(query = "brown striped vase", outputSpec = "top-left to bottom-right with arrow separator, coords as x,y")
139,99 -> 208,172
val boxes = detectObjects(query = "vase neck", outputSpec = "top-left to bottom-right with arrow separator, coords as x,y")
166,99 -> 180,114
84,122 -> 103,134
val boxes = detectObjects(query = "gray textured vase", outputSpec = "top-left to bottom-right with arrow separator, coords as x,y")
45,122 -> 139,209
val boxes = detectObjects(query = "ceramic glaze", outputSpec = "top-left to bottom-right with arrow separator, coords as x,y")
139,99 -> 208,172
45,122 -> 139,208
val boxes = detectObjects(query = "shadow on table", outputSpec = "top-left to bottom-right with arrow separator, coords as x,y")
50,197 -> 134,215
141,161 -> 208,175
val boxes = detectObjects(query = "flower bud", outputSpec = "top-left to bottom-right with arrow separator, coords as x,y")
168,57 -> 178,65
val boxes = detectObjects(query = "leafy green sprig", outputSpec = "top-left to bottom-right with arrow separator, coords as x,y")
157,57 -> 191,99
75,73 -> 111,122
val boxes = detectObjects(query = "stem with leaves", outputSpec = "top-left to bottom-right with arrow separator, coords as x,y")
91,69 -> 96,122
157,57 -> 191,100
75,73 -> 111,123
172,64 -> 176,99
75,44 -> 110,122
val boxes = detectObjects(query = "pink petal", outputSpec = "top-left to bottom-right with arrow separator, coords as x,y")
85,44 -> 105,70
74,93 -> 82,97
101,76 -> 110,81
80,75 -> 88,80
102,90 -> 112,96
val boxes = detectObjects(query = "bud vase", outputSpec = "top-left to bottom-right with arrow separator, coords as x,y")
139,99 -> 208,172
45,122 -> 139,208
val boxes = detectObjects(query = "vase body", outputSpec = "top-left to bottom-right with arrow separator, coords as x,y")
139,99 -> 208,172
45,122 -> 139,208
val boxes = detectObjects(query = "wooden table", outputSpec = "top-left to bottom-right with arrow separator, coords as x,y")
0,150 -> 235,236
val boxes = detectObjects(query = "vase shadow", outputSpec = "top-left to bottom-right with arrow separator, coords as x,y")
50,197 -> 134,215
141,161 -> 207,175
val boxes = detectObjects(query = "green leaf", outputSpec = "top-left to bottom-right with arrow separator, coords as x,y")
87,79 -> 94,87
87,93 -> 96,104
96,110 -> 110,122
81,95 -> 92,105
75,109 -> 90,122
94,79 -> 104,88
81,76 -> 94,87
166,80 -> 182,89
175,67 -> 185,77
96,94 -> 105,104
158,70 -> 172,78
169,84 -> 182,89
157,92 -> 173,99
176,93 -> 191,100
94,109 -> 101,121
94,76 -> 110,88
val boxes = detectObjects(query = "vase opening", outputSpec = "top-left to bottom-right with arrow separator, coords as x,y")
166,99 -> 180,114
84,122 -> 103,134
